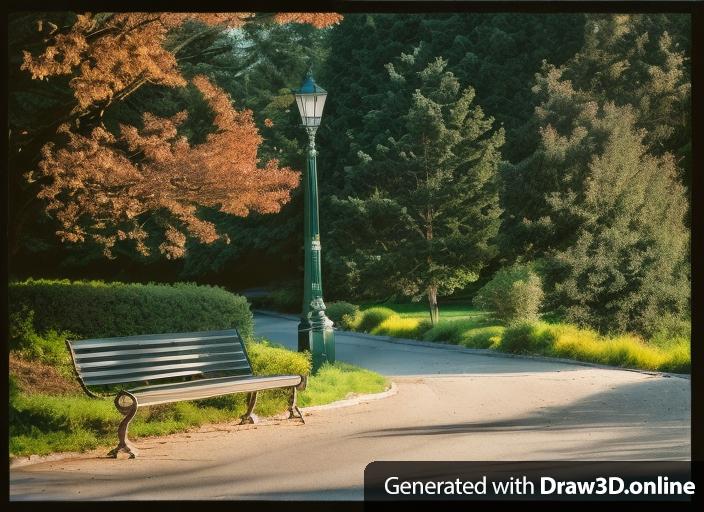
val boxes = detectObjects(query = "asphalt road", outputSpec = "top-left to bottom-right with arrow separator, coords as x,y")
10,313 -> 691,500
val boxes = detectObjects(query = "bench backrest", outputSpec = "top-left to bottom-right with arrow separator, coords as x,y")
67,329 -> 253,389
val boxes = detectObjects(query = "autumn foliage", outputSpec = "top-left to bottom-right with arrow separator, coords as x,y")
19,12 -> 342,258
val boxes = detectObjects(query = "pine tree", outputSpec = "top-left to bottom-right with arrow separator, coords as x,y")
504,67 -> 689,333
327,50 -> 504,323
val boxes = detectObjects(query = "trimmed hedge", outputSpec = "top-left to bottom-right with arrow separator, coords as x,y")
9,279 -> 253,340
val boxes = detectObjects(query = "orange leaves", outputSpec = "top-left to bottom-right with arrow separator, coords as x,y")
38,77 -> 300,258
21,12 -> 342,113
21,10 -> 339,258
273,12 -> 343,28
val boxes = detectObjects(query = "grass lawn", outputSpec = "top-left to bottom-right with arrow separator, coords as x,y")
360,301 -> 488,321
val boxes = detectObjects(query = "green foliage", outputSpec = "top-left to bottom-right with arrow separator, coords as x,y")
370,316 -> 430,339
246,338 -> 312,377
473,263 -> 544,324
325,48 -> 504,322
325,301 -> 360,329
421,318 -> 503,348
9,279 -> 254,339
355,307 -> 397,333
423,319 -> 483,344
497,321 -> 690,373
458,326 -> 505,349
502,67 -> 689,334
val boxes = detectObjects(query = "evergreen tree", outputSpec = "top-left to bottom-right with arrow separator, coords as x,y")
327,50 -> 504,323
504,67 -> 689,333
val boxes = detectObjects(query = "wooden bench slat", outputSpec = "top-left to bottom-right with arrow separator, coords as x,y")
76,350 -> 245,369
133,375 -> 303,407
70,329 -> 237,346
72,334 -> 237,350
79,358 -> 250,378
82,366 -> 253,386
73,343 -> 242,360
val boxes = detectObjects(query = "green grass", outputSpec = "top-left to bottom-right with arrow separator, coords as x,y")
360,301 -> 485,321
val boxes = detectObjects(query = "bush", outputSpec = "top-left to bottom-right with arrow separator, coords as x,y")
498,321 -> 555,354
473,263 -> 544,324
356,307 -> 396,333
246,339 -> 311,377
458,326 -> 506,349
371,316 -> 429,339
497,321 -> 690,373
9,279 -> 253,340
325,301 -> 360,329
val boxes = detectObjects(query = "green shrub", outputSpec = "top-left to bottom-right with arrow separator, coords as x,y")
458,326 -> 506,349
325,301 -> 360,329
644,313 -> 691,348
246,338 -> 311,377
9,279 -> 253,339
422,318 -> 485,344
498,321 -> 556,354
371,316 -> 430,339
473,263 -> 544,324
497,321 -> 691,373
356,307 -> 396,333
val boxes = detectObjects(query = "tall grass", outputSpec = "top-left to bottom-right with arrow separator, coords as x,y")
498,322 -> 690,373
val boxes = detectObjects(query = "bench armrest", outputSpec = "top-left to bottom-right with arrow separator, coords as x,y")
296,375 -> 308,392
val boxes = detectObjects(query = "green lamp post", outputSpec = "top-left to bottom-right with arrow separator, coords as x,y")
293,69 -> 335,372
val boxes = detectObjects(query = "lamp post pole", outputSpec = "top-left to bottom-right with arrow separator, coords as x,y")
294,71 -> 335,372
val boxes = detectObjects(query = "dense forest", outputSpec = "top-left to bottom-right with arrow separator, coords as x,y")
8,12 -> 691,337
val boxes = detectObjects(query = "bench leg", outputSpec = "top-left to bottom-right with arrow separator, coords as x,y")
288,386 -> 305,424
108,391 -> 139,459
239,391 -> 259,424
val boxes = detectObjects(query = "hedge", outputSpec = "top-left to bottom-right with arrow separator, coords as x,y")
9,279 -> 253,340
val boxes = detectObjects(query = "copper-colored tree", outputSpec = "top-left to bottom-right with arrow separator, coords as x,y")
14,12 -> 342,258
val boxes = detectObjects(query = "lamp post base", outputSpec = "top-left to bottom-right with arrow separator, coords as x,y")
299,316 -> 335,372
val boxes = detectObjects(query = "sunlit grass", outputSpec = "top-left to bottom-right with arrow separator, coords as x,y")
497,321 -> 690,373
371,316 -> 428,339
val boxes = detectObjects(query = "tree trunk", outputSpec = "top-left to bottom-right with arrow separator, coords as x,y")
427,285 -> 439,326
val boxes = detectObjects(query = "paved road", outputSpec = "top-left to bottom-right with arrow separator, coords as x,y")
10,313 -> 691,500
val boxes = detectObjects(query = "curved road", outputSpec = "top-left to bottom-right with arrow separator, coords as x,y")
10,313 -> 690,500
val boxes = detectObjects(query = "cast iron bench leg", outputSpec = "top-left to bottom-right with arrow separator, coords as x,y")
108,391 -> 139,458
288,386 -> 305,424
239,391 -> 259,424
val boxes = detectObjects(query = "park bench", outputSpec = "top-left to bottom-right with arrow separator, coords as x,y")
67,329 -> 307,458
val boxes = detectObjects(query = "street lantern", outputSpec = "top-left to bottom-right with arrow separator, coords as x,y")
294,72 -> 327,128
293,69 -> 335,372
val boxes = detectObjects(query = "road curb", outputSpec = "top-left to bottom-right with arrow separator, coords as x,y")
253,310 -> 690,381
302,381 -> 398,413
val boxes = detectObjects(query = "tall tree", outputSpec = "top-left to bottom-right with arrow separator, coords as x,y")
500,13 -> 692,264
503,66 -> 689,333
327,50 -> 504,323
